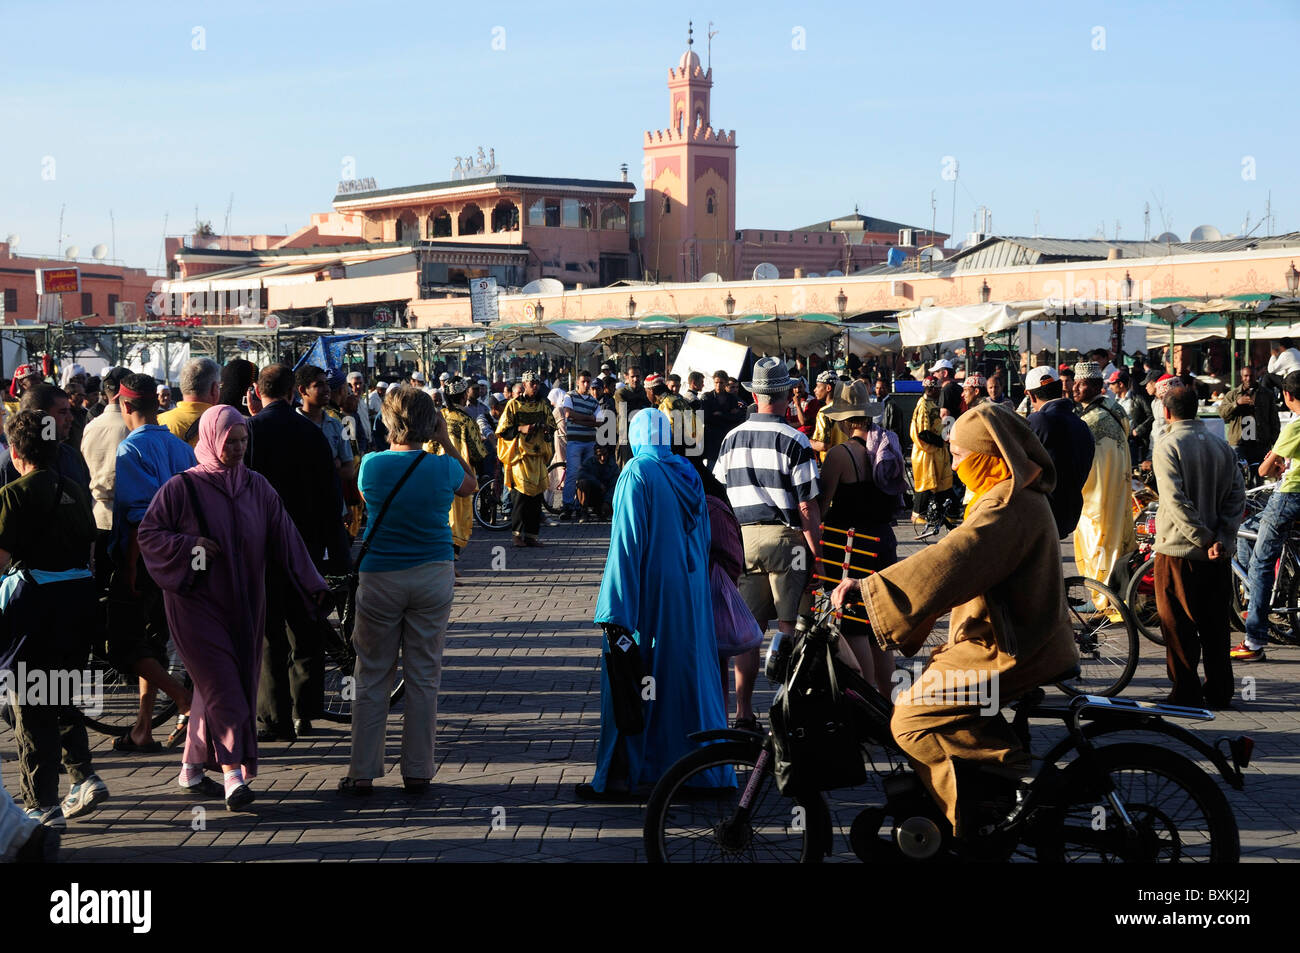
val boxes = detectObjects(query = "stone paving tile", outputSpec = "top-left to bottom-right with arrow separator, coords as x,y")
3,518 -> 1297,862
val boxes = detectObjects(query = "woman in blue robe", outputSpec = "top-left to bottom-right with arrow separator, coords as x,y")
578,408 -> 731,798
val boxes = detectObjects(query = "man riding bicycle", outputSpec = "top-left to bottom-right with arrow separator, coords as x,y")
833,404 -> 1079,838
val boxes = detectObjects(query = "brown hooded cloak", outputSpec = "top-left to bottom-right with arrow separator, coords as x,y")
859,403 -> 1079,835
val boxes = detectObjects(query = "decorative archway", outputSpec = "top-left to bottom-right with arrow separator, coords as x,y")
396,209 -> 419,241
459,203 -> 485,236
491,199 -> 519,233
428,207 -> 452,238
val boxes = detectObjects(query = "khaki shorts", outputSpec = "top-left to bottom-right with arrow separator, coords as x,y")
738,523 -> 811,627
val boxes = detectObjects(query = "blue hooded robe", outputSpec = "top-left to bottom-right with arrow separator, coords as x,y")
592,409 -> 732,791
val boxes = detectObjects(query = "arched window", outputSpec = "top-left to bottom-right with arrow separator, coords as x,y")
427,208 -> 452,238
458,203 -> 485,236
663,194 -> 672,214
396,210 -> 418,242
695,109 -> 703,130
706,188 -> 716,215
600,203 -> 627,231
491,200 -> 519,233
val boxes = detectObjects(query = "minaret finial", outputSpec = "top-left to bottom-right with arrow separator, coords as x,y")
688,20 -> 693,48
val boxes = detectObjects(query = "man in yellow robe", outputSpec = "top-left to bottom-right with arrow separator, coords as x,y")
833,404 -> 1079,838
809,380 -> 850,462
909,376 -> 953,525
496,371 -> 554,547
1072,362 -> 1137,594
427,377 -> 486,557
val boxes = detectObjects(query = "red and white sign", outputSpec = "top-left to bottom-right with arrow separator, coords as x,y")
36,267 -> 81,295
264,315 -> 281,331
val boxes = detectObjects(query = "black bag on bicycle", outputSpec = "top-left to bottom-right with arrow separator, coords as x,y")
769,619 -> 866,795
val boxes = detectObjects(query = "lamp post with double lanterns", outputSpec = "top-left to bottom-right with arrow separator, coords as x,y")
834,288 -> 847,367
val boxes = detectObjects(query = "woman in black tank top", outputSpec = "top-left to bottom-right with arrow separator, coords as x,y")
816,397 -> 904,697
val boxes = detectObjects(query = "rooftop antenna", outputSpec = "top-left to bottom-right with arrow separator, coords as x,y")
1114,220 -> 1121,240
224,192 -> 234,235
949,160 -> 958,244
156,211 -> 168,274
110,209 -> 116,263
1265,191 -> 1273,235
1033,210 -> 1040,237
56,203 -> 65,257
707,21 -> 718,70
1143,202 -> 1150,241
930,191 -> 937,244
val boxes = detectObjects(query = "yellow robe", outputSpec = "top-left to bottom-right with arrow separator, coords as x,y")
909,396 -> 953,493
426,405 -> 485,550
495,396 -> 553,497
812,405 -> 847,463
1073,401 -> 1137,592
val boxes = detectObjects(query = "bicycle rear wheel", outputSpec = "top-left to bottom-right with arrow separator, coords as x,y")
472,477 -> 511,530
1123,555 -> 1166,646
79,644 -> 188,737
1056,577 -> 1139,697
1034,743 -> 1239,863
318,581 -> 404,724
643,739 -> 829,863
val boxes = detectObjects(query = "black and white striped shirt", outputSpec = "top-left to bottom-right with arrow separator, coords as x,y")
712,413 -> 821,527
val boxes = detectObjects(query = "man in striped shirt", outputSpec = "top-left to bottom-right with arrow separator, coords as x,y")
713,357 -> 822,731
559,370 -> 606,520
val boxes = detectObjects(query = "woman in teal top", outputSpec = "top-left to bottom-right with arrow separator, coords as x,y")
341,386 -> 476,797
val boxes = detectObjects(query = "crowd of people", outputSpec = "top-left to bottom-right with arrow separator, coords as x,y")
0,334 -> 1289,860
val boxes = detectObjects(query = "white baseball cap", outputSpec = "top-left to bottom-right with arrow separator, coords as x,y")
929,359 -> 954,372
410,371 -> 427,383
1025,365 -> 1059,391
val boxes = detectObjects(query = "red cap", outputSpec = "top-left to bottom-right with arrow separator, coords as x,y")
644,374 -> 663,386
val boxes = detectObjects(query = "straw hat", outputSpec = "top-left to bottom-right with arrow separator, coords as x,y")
823,380 -> 883,420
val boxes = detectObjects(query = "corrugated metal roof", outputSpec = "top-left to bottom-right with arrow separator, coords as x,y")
949,233 -> 1300,268
795,211 -> 939,235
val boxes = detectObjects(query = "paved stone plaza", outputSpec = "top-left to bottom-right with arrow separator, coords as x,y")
3,520 -> 1297,862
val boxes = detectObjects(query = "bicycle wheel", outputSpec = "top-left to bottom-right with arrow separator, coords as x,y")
1055,577 -> 1139,697
317,582 -> 404,724
543,462 -> 565,515
79,644 -> 188,737
643,739 -> 828,863
1265,559 -> 1300,646
1034,743 -> 1239,863
473,477 -> 511,530
1122,555 -> 1165,647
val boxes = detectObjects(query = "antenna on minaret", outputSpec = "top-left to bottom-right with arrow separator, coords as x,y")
708,21 -> 718,70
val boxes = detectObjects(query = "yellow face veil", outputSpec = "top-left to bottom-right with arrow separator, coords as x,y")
957,450 -> 1012,518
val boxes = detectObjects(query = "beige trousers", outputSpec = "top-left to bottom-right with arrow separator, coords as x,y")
349,560 -> 455,780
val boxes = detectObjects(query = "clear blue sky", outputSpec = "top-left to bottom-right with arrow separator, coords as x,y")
2,0 -> 1296,271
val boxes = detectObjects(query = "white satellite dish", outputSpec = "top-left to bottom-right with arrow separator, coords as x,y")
752,262 -> 780,280
825,269 -> 844,277
919,247 -> 945,262
1155,231 -> 1181,244
520,277 -> 565,295
806,272 -> 821,278
1189,224 -> 1222,242
92,244 -> 108,260
4,234 -> 18,248
699,272 -> 723,282
208,242 -> 222,250
64,245 -> 80,259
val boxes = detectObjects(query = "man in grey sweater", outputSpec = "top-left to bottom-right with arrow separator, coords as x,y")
1152,385 -> 1245,709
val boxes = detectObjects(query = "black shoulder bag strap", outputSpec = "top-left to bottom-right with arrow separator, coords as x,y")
353,451 -> 426,574
341,451 -> 426,640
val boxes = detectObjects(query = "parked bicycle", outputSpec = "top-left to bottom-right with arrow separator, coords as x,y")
643,604 -> 1248,863
1229,483 -> 1300,646
472,463 -> 566,530
318,576 -> 406,723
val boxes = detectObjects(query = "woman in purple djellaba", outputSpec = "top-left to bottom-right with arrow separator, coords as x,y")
139,405 -> 327,811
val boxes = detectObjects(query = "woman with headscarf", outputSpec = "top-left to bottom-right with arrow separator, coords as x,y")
577,408 -> 730,800
832,404 -> 1079,839
138,405 -> 328,811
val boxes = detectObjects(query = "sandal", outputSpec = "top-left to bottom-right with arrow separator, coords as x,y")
113,734 -> 162,753
178,776 -> 224,798
166,715 -> 189,749
337,777 -> 374,797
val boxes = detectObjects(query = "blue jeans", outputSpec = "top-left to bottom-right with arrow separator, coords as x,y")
564,440 -> 595,508
1237,489 -> 1300,649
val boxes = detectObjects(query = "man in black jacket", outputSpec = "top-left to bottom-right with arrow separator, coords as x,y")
248,364 -> 346,740
1025,366 -> 1096,539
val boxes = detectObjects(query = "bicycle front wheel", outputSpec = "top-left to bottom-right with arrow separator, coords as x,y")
1123,555 -> 1166,646
472,477 -> 510,530
1056,577 -> 1139,697
643,739 -> 829,863
1034,743 -> 1239,863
